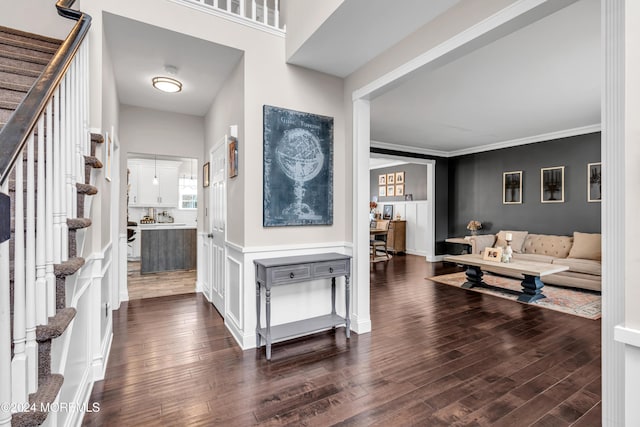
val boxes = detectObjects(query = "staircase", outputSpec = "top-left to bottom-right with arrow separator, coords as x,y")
0,2 -> 95,426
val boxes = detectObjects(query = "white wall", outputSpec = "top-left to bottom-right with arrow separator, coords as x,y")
118,105 -> 205,233
204,56 -> 244,245
282,0 -> 345,60
0,0 -> 74,39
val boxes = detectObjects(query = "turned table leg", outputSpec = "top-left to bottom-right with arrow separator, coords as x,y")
518,274 -> 546,303
462,265 -> 484,289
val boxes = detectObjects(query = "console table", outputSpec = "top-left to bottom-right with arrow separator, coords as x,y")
254,253 -> 352,360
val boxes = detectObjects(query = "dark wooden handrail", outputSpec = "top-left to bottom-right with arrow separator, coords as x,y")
0,0 -> 91,186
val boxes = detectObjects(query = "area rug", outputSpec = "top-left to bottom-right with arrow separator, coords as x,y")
428,272 -> 601,320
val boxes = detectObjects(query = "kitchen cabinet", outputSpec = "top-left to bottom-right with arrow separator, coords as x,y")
128,159 -> 180,207
140,227 -> 197,273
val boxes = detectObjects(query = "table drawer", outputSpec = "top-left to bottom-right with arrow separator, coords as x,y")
313,260 -> 349,278
270,264 -> 312,284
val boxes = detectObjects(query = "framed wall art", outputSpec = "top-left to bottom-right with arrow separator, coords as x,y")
386,185 -> 395,197
378,174 -> 386,185
228,136 -> 238,178
383,204 -> 393,220
387,173 -> 395,185
541,166 -> 564,203
395,184 -> 404,197
395,171 -> 405,184
263,105 -> 333,226
588,162 -> 601,202
379,186 -> 386,197
503,171 -> 522,204
203,162 -> 210,188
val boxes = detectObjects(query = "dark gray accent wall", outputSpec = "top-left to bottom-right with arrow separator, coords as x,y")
370,163 -> 429,201
448,132 -> 601,237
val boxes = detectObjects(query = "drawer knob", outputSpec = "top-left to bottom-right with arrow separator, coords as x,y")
289,272 -> 295,279
329,267 -> 334,273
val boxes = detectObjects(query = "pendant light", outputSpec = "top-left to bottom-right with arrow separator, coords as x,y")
153,155 -> 159,185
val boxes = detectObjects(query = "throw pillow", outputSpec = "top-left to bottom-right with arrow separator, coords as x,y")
568,232 -> 601,261
495,230 -> 528,253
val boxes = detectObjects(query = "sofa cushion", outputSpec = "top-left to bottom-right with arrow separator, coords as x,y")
552,258 -> 601,276
568,232 -> 601,261
522,234 -> 573,258
511,253 -> 556,264
495,230 -> 529,253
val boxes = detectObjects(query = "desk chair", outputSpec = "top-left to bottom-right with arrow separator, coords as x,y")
370,219 -> 390,261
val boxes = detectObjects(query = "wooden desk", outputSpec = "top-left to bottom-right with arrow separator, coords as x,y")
254,253 -> 352,360
386,220 -> 406,253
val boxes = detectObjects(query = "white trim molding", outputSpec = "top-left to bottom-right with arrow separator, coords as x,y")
615,325 -> 640,348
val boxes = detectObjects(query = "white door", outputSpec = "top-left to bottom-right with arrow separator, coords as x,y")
207,140 -> 227,315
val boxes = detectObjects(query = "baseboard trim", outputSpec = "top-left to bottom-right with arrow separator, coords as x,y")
351,314 -> 371,334
427,255 -> 445,262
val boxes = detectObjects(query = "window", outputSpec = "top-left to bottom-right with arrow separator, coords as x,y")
179,177 -> 197,209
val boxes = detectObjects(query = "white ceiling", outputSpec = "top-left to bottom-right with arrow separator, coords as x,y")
369,0 -> 600,154
103,13 -> 243,116
287,0 -> 461,78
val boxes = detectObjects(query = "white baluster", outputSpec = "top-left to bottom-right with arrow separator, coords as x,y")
0,180 -> 12,427
12,150 -> 27,404
36,116 -> 47,326
75,58 -> 83,191
64,73 -> 74,222
213,0 -> 218,9
25,134 -> 38,393
262,0 -> 267,23
274,0 -> 279,28
45,99 -> 56,317
252,0 -> 256,21
59,79 -> 69,262
239,0 -> 245,18
53,86 -> 63,264
226,0 -> 231,12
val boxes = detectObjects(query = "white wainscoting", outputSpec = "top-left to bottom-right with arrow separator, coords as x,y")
376,201 -> 434,259
224,242 -> 353,350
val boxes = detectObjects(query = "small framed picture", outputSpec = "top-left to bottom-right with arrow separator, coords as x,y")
395,184 -> 404,197
203,162 -> 210,188
395,171 -> 405,184
541,166 -> 564,203
503,171 -> 522,204
378,186 -> 386,197
228,136 -> 238,178
404,194 -> 413,201
386,185 -> 395,197
383,204 -> 393,220
588,162 -> 601,202
483,246 -> 503,262
378,174 -> 386,185
387,173 -> 395,185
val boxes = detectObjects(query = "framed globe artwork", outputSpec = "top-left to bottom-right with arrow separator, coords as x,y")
263,105 -> 334,226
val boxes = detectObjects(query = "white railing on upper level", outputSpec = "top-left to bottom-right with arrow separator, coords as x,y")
170,0 -> 285,33
0,32 -> 90,427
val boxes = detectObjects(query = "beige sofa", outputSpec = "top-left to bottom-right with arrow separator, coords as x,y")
468,230 -> 601,292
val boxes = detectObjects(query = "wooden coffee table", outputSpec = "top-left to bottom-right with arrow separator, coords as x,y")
443,254 -> 569,303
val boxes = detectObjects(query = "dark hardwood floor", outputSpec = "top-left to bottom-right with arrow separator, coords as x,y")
83,255 -> 601,426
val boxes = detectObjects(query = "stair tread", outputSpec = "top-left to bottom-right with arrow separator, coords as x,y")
0,34 -> 59,55
0,78 -> 32,92
76,183 -> 98,195
36,308 -> 76,342
0,49 -> 50,66
0,26 -> 63,46
85,155 -> 103,169
12,374 -> 64,426
0,62 -> 41,78
54,257 -> 85,278
67,218 -> 92,230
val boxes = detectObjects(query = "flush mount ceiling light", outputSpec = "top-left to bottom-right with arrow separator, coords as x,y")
152,65 -> 182,93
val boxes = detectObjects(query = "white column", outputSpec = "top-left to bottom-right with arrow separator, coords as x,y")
45,99 -> 56,317
12,152 -> 27,405
602,0 -> 626,425
0,181 -> 12,427
25,134 -> 38,393
351,98 -> 371,334
35,116 -> 47,326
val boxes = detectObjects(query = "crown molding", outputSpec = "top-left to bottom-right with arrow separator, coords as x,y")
370,140 -> 449,157
447,124 -> 601,157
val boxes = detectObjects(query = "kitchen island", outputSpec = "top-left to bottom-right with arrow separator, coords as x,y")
139,224 -> 197,274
